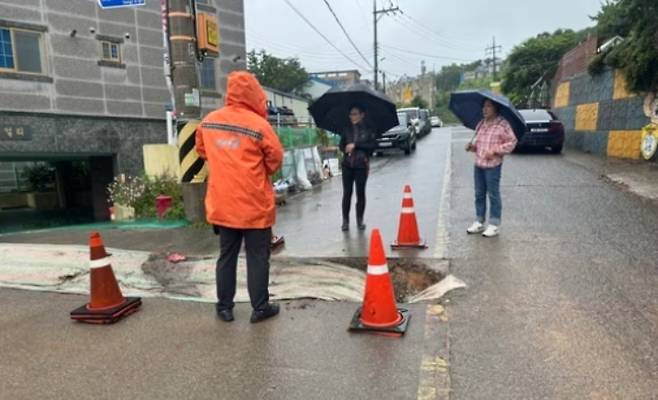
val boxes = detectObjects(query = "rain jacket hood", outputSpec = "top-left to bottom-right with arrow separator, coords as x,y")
225,71 -> 268,119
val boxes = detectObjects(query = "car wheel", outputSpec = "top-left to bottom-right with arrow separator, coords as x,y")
412,140 -> 417,151
551,145 -> 563,154
403,139 -> 411,155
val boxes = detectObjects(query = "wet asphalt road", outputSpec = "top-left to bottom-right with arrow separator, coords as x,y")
0,290 -> 442,400
274,129 -> 450,259
447,126 -> 658,399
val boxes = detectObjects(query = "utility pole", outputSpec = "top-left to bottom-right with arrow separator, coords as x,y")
485,36 -> 502,81
382,71 -> 386,93
166,0 -> 207,185
373,0 -> 399,91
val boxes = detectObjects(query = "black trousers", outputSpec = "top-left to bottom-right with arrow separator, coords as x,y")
342,166 -> 369,221
215,226 -> 272,312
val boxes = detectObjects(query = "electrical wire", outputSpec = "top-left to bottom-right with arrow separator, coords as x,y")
281,0 -> 370,71
322,0 -> 373,68
382,43 -> 477,62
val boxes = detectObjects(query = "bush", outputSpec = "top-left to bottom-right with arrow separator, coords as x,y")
133,174 -> 185,220
107,175 -> 145,208
107,174 -> 185,220
588,52 -> 608,76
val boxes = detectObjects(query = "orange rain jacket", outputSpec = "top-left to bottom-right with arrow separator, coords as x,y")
195,71 -> 284,229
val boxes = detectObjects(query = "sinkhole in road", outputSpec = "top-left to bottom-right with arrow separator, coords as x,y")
313,257 -> 447,302
140,255 -> 448,303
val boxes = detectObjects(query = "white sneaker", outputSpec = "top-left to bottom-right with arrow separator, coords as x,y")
466,221 -> 485,234
482,225 -> 499,237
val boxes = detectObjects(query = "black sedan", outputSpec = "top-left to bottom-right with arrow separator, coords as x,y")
517,109 -> 565,154
376,112 -> 417,155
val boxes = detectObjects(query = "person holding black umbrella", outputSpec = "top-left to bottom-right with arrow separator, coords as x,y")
464,99 -> 518,237
340,104 -> 377,232
308,83 -> 399,232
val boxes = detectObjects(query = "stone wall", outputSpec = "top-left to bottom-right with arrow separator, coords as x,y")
552,68 -> 651,160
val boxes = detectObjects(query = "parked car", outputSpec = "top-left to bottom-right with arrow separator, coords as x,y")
376,112 -> 417,155
418,109 -> 432,136
398,107 -> 431,138
430,116 -> 443,127
517,109 -> 565,154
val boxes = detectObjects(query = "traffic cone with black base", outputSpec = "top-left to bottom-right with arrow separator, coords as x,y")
392,185 -> 427,249
349,229 -> 410,335
70,232 -> 141,324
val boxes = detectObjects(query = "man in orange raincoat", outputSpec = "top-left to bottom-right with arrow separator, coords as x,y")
196,71 -> 284,323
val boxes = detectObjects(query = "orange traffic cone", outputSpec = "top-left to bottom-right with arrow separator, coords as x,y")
349,229 -> 410,334
392,185 -> 427,249
70,232 -> 141,324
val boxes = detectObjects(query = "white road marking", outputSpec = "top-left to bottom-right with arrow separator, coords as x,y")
433,129 -> 452,259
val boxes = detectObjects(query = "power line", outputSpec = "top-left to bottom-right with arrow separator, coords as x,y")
373,1 -> 401,91
382,44 -> 476,63
485,36 -> 503,80
354,0 -> 370,27
322,0 -> 373,68
281,0 -> 370,71
248,35 -> 372,61
392,14 -> 481,54
400,13 -> 482,50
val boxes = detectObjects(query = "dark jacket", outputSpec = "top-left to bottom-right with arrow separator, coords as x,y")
339,123 -> 377,169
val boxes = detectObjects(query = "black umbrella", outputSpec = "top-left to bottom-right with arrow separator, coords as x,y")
309,83 -> 399,135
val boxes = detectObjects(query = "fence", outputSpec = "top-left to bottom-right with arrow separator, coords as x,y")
273,127 -> 341,191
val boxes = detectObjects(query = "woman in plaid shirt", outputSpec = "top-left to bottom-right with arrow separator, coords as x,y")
465,99 -> 518,237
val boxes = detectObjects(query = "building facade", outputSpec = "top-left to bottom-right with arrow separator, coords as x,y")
0,0 -> 245,221
309,69 -> 361,88
264,86 -> 311,125
386,74 -> 434,109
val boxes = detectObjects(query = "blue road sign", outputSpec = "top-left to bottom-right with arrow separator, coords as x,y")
98,0 -> 145,9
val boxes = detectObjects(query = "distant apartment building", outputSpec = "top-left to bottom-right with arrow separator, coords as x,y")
0,0 -> 245,220
309,69 -> 361,88
386,74 -> 435,109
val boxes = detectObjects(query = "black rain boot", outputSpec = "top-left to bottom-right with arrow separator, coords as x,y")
357,218 -> 366,231
341,218 -> 349,232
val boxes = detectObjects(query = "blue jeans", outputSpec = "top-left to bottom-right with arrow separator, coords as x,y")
474,165 -> 502,226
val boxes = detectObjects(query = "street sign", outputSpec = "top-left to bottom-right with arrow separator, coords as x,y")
97,0 -> 145,9
0,125 -> 32,141
641,124 -> 658,161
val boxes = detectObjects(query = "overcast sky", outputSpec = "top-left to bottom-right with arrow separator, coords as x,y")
244,0 -> 604,82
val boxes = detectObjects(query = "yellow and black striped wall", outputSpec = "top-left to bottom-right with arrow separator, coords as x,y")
552,68 -> 651,160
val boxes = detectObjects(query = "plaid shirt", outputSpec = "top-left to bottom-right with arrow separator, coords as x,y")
473,117 -> 518,168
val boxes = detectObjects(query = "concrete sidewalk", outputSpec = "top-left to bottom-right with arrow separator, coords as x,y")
447,129 -> 658,399
565,151 -> 658,203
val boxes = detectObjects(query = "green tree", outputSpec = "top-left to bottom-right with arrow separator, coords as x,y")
247,50 -> 309,94
458,77 -> 494,91
435,64 -> 463,92
501,29 -> 582,105
589,0 -> 658,94
410,95 -> 428,109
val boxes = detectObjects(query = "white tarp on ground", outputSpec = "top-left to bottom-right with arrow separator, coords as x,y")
0,244 -> 365,303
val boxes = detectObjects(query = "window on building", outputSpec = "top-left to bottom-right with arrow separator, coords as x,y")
100,41 -> 121,63
0,27 -> 44,74
200,58 -> 216,90
196,0 -> 210,4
